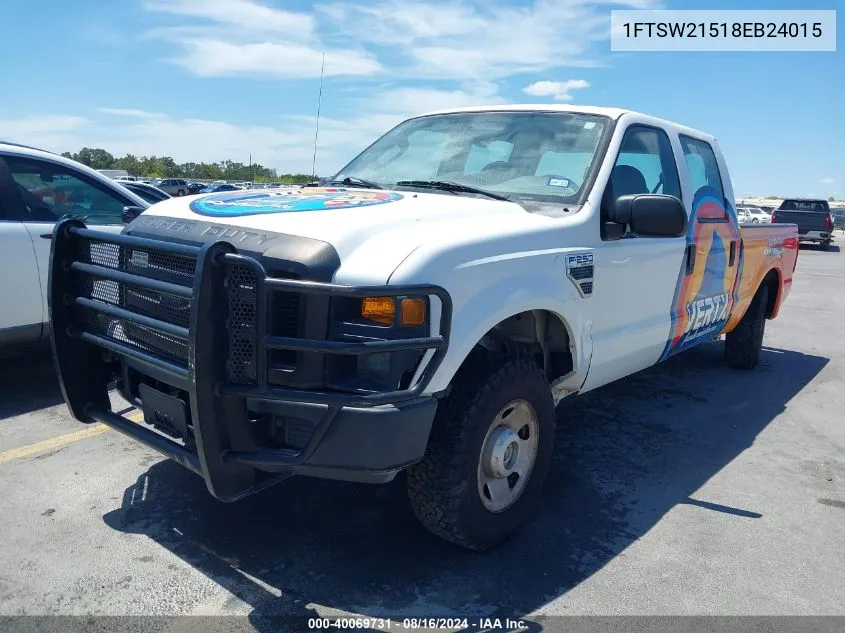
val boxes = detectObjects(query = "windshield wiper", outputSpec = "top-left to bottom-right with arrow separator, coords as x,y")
395,180 -> 510,201
326,176 -> 384,190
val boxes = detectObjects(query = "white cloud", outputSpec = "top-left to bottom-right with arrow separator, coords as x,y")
98,108 -> 167,119
317,0 -> 657,80
820,177 -> 835,185
143,0 -> 382,78
0,115 -> 89,152
142,0 -> 658,80
171,40 -> 381,78
0,83 -> 500,175
142,0 -> 314,35
522,79 -> 590,102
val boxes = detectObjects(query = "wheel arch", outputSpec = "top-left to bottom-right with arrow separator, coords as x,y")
427,306 -> 585,395
762,267 -> 782,318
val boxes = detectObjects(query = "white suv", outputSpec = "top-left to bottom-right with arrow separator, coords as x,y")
737,206 -> 770,223
0,142 -> 148,353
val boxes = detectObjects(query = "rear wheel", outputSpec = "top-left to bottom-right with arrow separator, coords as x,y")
724,284 -> 768,369
407,352 -> 555,550
822,239 -> 832,250
176,189 -> 186,196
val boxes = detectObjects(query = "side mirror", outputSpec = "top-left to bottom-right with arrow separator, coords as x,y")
121,205 -> 144,224
610,194 -> 687,237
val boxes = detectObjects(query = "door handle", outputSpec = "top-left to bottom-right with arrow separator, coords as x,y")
729,241 -> 737,266
685,244 -> 695,274
40,233 -> 52,239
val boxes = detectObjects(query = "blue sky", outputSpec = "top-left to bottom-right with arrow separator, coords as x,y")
0,0 -> 841,197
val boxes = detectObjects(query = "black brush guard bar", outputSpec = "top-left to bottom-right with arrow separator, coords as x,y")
48,219 -> 452,500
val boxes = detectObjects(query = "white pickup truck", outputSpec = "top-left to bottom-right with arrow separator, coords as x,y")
48,105 -> 798,550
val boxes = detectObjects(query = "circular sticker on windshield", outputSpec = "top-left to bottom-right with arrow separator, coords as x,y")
189,188 -> 404,217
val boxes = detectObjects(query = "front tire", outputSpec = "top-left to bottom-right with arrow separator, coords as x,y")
724,284 -> 769,369
407,351 -> 555,550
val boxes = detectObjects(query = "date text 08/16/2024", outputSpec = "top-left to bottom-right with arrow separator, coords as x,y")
307,617 -> 529,630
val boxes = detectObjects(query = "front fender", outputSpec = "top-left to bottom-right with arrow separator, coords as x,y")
422,273 -> 590,394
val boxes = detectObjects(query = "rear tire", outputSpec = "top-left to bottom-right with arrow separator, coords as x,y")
407,351 -> 555,551
176,189 -> 186,197
822,239 -> 832,250
724,284 -> 768,369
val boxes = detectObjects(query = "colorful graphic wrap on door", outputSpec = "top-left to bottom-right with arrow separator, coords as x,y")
189,188 -> 404,217
659,187 -> 744,360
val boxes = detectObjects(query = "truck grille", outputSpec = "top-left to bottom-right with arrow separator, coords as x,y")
75,237 -> 195,365
72,234 -> 303,382
227,266 -> 301,382
227,263 -> 259,382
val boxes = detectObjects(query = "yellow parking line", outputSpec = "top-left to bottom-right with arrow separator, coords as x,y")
0,410 -> 144,465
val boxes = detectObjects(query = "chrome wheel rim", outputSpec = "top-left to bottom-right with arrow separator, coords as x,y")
477,399 -> 539,513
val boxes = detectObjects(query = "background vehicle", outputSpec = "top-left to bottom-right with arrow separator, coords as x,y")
121,181 -> 171,204
0,142 -> 148,353
152,178 -> 190,196
771,198 -> 835,248
186,182 -> 206,195
198,183 -> 241,193
97,169 -> 130,180
737,206 -> 770,223
47,106 -> 798,550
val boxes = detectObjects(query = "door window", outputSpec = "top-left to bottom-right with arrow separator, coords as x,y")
5,156 -> 132,225
679,136 -> 726,218
612,126 -> 682,199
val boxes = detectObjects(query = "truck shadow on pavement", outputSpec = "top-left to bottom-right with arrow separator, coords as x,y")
0,348 -> 64,420
103,342 -> 827,630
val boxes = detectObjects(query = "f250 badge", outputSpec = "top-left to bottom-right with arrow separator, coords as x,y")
565,251 -> 594,297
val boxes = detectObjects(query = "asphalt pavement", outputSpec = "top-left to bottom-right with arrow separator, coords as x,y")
0,243 -> 843,629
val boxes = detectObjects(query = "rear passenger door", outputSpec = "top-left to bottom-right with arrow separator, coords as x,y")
658,135 -> 741,359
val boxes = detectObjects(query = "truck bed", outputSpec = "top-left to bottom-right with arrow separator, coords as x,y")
771,210 -> 829,233
726,223 -> 799,332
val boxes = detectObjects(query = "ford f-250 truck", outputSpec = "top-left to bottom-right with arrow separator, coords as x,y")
47,106 -> 798,550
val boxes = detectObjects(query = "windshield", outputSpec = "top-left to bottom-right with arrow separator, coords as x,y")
333,111 -> 610,204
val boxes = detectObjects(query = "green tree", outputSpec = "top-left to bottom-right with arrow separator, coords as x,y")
72,147 -> 116,169
829,196 -> 835,202
60,146 -> 317,183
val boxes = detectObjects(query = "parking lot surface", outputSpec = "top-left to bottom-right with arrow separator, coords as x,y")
1,244 -> 843,625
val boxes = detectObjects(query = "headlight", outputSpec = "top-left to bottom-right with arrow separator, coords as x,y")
327,295 -> 431,392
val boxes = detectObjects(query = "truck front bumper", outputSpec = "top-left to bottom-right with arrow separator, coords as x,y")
48,219 -> 451,501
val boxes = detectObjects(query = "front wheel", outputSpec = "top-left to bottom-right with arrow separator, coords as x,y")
724,284 -> 768,369
407,352 -> 555,550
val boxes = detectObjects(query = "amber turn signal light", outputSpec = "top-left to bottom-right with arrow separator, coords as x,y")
400,298 -> 426,326
361,297 -> 426,326
361,297 -> 395,325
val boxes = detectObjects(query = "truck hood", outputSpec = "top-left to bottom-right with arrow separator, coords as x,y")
140,187 -> 539,282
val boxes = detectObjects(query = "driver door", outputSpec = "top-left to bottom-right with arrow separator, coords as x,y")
580,124 -> 689,391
